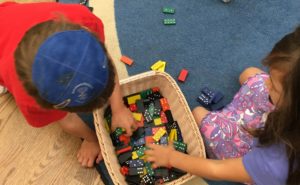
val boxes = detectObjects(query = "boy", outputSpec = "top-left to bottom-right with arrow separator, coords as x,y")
0,2 -> 136,184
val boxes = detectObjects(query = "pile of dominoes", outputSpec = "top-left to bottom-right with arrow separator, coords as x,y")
104,87 -> 187,185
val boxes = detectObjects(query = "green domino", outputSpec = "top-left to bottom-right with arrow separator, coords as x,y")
173,141 -> 187,152
140,89 -> 152,99
148,103 -> 155,117
175,146 -> 186,153
162,7 -> 175,14
114,127 -> 123,137
163,18 -> 176,25
145,162 -> 154,176
136,147 -> 146,157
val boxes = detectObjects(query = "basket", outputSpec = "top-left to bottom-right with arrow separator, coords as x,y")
94,71 -> 206,185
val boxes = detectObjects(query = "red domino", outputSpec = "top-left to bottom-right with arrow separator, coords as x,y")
119,135 -> 130,145
116,146 -> 132,155
160,98 -> 170,111
145,136 -> 155,144
178,68 -> 189,82
129,104 -> 137,112
152,87 -> 160,92
120,55 -> 134,66
160,111 -> 168,124
120,166 -> 129,175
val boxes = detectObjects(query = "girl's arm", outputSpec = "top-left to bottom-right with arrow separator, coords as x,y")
239,67 -> 265,85
145,143 -> 252,183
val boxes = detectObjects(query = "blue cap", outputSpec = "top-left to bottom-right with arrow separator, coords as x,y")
32,30 -> 109,108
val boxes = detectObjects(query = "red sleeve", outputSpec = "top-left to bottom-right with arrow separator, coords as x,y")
80,13 -> 105,43
59,4 -> 105,43
18,102 -> 68,128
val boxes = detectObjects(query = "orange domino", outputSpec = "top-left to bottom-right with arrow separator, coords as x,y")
160,98 -> 170,111
120,55 -> 134,66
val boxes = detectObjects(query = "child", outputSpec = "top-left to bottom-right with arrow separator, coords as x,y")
145,26 -> 300,184
0,2 -> 136,184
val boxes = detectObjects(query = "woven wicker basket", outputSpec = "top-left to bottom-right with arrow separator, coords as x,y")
94,71 -> 206,185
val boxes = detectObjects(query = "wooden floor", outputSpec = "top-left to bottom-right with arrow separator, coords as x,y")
0,94 -> 103,185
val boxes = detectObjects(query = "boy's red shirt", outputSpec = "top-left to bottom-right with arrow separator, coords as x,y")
0,2 -> 105,127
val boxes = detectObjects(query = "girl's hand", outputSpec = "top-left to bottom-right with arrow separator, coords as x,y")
145,143 -> 175,168
111,106 -> 137,136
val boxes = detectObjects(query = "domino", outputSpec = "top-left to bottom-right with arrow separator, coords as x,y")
163,18 -> 176,25
162,7 -> 175,14
129,159 -> 144,168
178,69 -> 188,82
120,55 -> 134,66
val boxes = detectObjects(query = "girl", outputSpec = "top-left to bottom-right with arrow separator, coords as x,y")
145,26 -> 300,184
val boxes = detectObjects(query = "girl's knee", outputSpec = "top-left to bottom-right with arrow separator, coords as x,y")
192,106 -> 210,126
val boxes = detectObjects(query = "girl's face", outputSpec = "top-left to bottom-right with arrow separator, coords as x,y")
267,68 -> 284,106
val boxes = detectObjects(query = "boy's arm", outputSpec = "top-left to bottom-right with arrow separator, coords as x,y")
109,62 -> 137,136
146,144 -> 252,183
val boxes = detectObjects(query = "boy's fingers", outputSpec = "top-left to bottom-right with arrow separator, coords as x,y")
96,154 -> 103,164
131,123 -> 137,131
81,158 -> 88,167
111,124 -> 116,132
78,155 -> 83,163
152,163 -> 158,169
125,126 -> 132,136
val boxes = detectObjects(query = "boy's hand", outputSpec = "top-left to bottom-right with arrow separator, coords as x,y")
77,139 -> 103,167
111,106 -> 137,136
145,143 -> 175,168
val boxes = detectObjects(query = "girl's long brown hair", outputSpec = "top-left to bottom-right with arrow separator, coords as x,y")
255,26 -> 300,184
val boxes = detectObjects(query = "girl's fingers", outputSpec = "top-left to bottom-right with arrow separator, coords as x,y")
147,143 -> 157,150
144,150 -> 154,156
146,156 -> 156,162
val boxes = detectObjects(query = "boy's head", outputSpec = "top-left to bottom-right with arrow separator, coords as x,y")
15,20 -> 115,112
